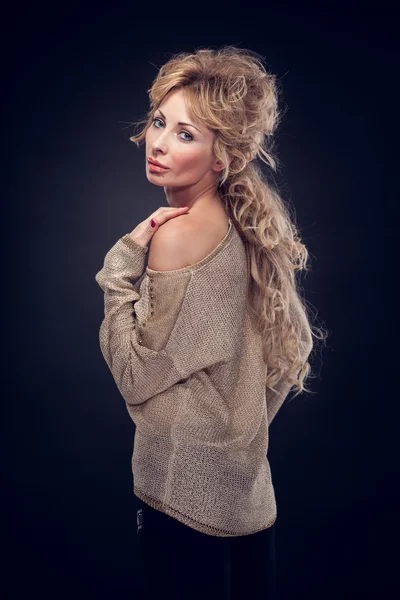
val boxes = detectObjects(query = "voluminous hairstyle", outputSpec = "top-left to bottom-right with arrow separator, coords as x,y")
129,45 -> 328,399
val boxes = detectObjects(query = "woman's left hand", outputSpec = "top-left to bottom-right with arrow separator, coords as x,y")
128,205 -> 190,248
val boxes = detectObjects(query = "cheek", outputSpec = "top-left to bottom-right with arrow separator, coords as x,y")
145,127 -> 208,172
175,147 -> 206,171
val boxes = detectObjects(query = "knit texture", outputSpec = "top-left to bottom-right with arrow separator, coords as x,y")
95,218 -> 313,537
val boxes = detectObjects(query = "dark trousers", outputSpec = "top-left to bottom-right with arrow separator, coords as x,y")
133,492 -> 277,600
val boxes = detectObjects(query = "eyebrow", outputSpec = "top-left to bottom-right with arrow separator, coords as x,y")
156,109 -> 202,134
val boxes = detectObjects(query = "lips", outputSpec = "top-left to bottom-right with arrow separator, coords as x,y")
148,158 -> 169,169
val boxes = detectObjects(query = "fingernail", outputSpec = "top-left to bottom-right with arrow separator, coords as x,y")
150,219 -> 156,228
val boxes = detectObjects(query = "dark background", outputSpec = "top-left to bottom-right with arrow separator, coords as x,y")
5,2 -> 396,599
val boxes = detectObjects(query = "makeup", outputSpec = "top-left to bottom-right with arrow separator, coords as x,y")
148,162 -> 170,173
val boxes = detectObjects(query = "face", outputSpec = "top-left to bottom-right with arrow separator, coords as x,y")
145,88 -> 222,192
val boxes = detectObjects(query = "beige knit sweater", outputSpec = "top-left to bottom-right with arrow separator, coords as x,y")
95,217 -> 313,537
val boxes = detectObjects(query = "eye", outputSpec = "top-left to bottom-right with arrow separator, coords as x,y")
152,117 -> 193,142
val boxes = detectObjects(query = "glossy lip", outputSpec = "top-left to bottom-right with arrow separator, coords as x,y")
148,157 -> 169,169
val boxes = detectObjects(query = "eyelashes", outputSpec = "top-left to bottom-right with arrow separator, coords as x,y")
151,117 -> 194,142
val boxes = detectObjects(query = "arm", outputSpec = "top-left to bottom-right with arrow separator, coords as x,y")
94,233 -> 237,406
266,377 -> 294,427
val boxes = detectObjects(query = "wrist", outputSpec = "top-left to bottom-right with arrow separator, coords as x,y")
120,234 -> 148,254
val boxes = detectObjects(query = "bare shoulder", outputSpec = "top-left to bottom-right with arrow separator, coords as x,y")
147,212 -> 229,272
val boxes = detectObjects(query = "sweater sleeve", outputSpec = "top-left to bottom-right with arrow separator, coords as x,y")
265,377 -> 294,427
94,233 -> 238,406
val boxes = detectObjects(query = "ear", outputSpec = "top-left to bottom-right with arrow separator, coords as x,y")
213,159 -> 226,173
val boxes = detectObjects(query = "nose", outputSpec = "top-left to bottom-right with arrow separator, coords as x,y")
150,125 -> 170,152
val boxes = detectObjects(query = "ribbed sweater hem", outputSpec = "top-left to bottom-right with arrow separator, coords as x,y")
133,486 -> 277,538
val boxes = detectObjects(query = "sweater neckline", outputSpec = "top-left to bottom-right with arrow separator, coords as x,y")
146,218 -> 233,276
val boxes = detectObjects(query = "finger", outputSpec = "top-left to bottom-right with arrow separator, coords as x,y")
164,206 -> 189,212
166,207 -> 190,220
154,206 -> 189,221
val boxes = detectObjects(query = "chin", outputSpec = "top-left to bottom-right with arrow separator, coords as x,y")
147,175 -> 167,186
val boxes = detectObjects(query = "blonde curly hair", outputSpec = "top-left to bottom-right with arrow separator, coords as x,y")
128,45 -> 328,398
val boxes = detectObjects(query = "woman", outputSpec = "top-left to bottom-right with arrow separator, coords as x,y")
95,45 -> 326,599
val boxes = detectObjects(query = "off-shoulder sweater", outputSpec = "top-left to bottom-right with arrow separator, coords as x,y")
95,217 -> 313,537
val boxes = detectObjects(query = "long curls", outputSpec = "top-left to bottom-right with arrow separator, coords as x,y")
129,45 -> 328,397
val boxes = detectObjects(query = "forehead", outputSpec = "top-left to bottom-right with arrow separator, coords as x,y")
158,88 -> 188,113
